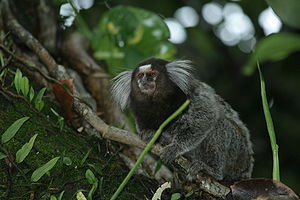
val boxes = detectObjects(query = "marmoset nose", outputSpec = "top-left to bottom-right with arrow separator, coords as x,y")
142,75 -> 154,83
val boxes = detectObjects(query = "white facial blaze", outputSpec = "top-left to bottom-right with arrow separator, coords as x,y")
139,64 -> 152,72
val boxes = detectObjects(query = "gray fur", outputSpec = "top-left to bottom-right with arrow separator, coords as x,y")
112,59 -> 254,181
111,70 -> 133,110
157,80 -> 254,181
166,60 -> 194,95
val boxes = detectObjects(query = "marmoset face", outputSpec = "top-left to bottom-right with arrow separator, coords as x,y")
135,64 -> 159,95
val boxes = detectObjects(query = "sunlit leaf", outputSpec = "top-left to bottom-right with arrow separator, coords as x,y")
31,157 -> 60,182
266,0 -> 300,29
16,134 -> 38,163
76,191 -> 87,200
1,117 -> 30,143
20,76 -> 29,97
243,33 -> 300,75
29,87 -> 35,102
14,69 -> 22,94
171,193 -> 181,200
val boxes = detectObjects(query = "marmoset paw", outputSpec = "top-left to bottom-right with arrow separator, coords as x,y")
159,144 -> 179,164
187,161 -> 224,181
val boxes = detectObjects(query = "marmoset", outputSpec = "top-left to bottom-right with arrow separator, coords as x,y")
111,58 -> 254,181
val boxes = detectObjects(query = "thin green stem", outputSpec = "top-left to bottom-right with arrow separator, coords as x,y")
110,99 -> 191,200
258,63 -> 280,181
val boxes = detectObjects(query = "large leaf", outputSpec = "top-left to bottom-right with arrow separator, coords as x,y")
266,0 -> 300,29
1,117 -> 30,143
31,157 -> 60,182
16,134 -> 38,163
243,33 -> 300,75
92,5 -> 176,74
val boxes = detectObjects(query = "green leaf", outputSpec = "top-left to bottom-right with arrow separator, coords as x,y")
14,69 -> 22,94
34,87 -> 46,111
258,64 -> 280,181
34,87 -> 47,104
243,33 -> 300,75
16,134 -> 38,163
29,87 -> 35,102
76,192 -> 87,200
266,0 -> 300,29
0,152 -> 7,160
184,191 -> 194,197
171,193 -> 181,200
80,149 -> 92,166
93,5 -> 176,74
63,157 -> 72,166
85,169 -> 97,184
50,195 -> 57,200
1,117 -> 30,143
58,191 -> 65,200
31,156 -> 60,182
88,181 -> 98,200
20,76 -> 29,97
35,100 -> 45,112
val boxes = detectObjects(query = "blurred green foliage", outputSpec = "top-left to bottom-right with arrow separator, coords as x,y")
91,5 -> 176,74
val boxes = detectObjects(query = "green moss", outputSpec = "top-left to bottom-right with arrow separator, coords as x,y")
0,95 -> 158,199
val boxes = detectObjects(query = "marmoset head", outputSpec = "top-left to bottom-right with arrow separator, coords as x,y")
111,58 -> 193,110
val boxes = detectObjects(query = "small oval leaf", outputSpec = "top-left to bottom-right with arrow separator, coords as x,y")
31,156 -> 60,182
29,87 -> 35,102
85,169 -> 96,184
62,157 -> 72,166
16,134 -> 38,163
1,117 -> 30,143
171,193 -> 181,200
14,69 -> 22,94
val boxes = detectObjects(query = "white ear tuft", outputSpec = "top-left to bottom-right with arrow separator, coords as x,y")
111,70 -> 133,110
166,60 -> 193,95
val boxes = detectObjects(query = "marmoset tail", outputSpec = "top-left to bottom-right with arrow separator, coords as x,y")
111,58 -> 254,181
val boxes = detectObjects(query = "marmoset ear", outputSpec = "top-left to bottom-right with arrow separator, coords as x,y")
111,70 -> 133,110
166,60 -> 194,95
